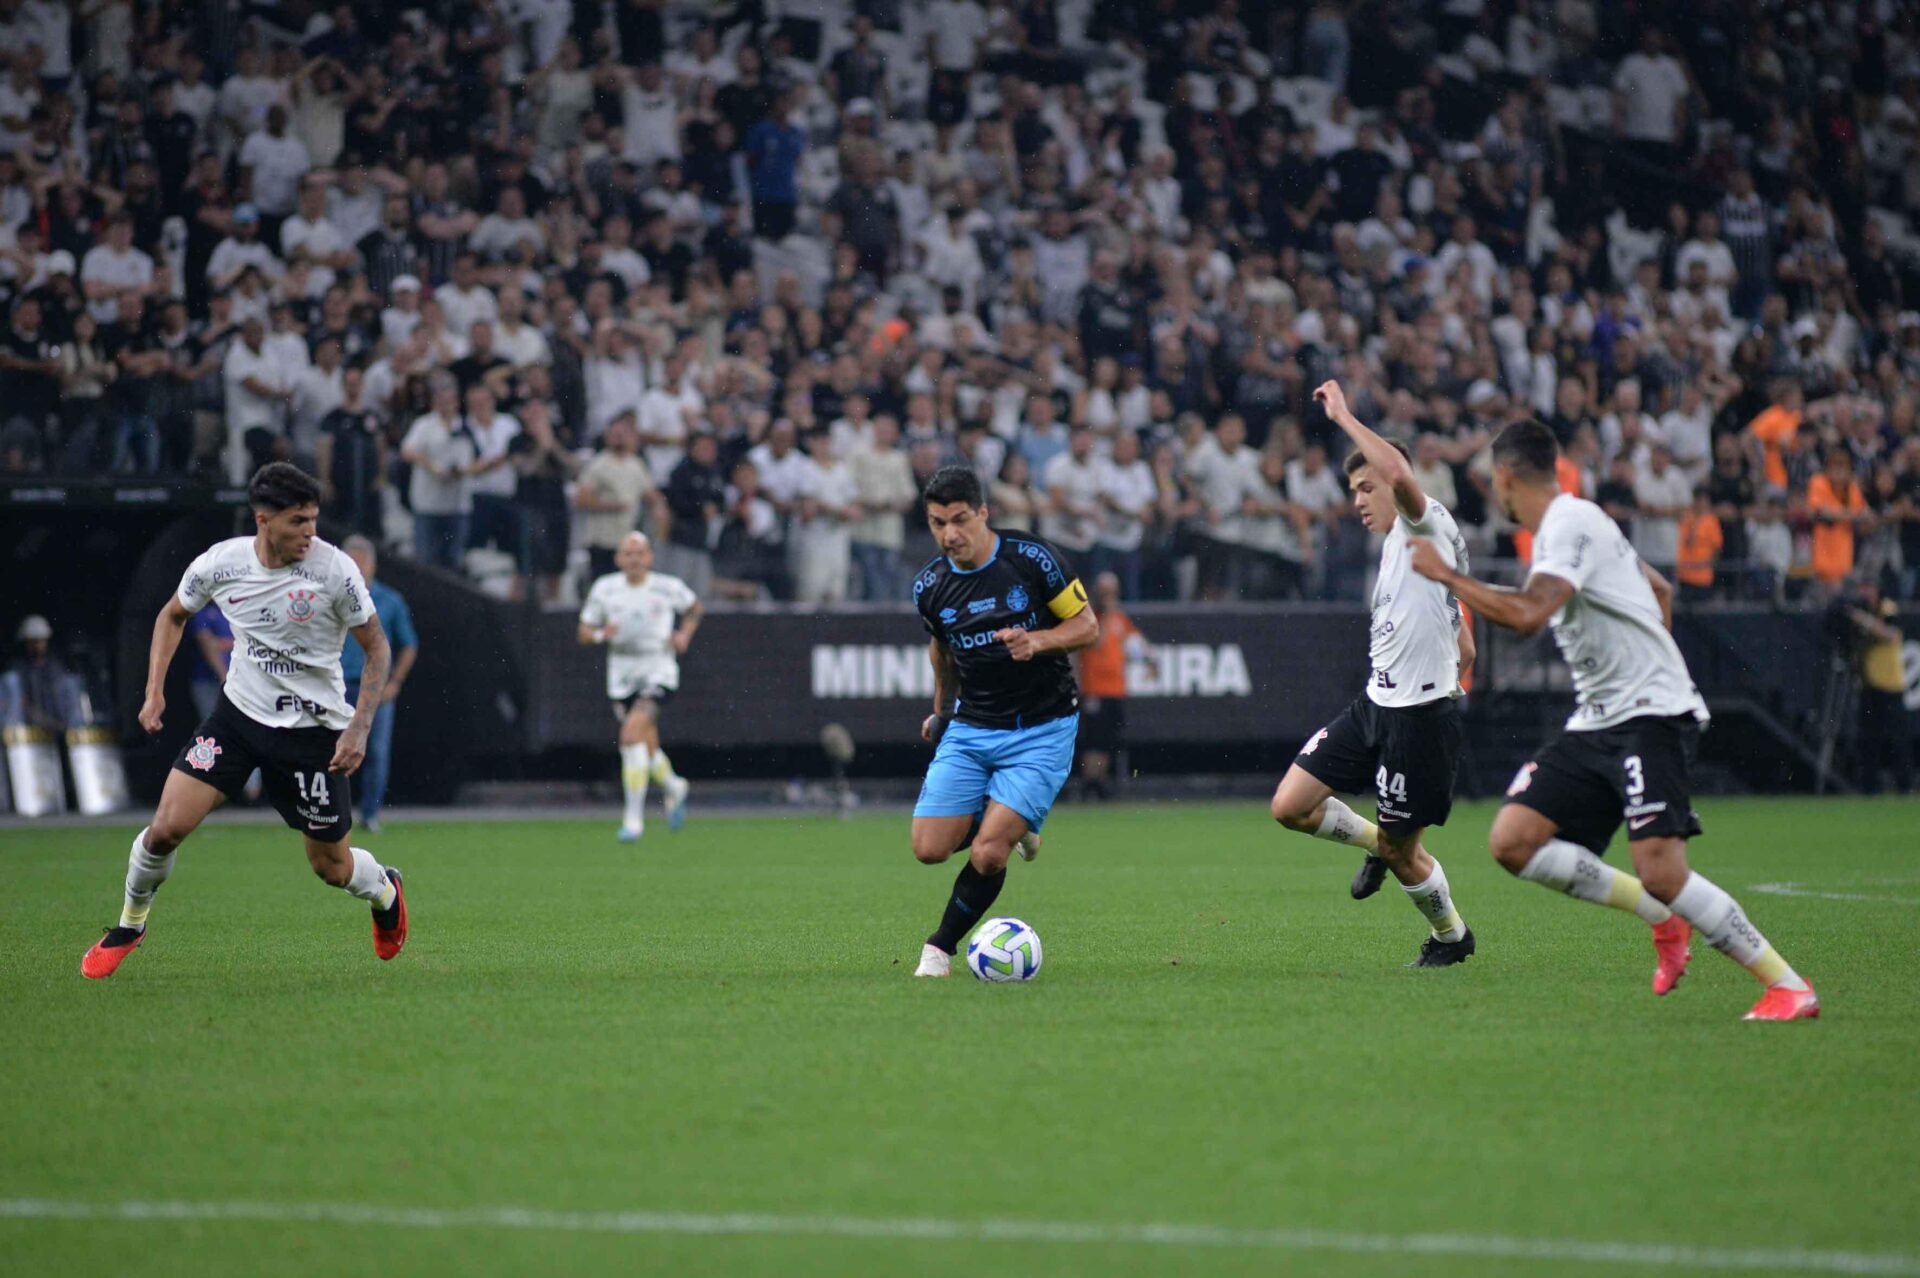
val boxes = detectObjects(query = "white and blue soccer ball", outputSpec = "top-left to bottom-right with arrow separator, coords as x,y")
965,917 -> 1043,982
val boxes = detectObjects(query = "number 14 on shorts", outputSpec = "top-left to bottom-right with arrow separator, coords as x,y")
294,771 -> 331,804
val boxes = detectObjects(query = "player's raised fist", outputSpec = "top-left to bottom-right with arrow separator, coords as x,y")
1408,538 -> 1450,582
997,628 -> 1040,661
1312,380 -> 1348,418
138,694 -> 165,735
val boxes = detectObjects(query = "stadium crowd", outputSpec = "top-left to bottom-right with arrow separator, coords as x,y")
3,0 -> 1920,606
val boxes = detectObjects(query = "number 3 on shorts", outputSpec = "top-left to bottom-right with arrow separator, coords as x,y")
1623,755 -> 1645,800
1375,767 -> 1407,802
295,771 -> 331,804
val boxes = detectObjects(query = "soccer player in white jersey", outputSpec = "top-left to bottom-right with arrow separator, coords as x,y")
578,531 -> 702,842
82,464 -> 406,979
1409,419 -> 1817,1020
1269,381 -> 1479,967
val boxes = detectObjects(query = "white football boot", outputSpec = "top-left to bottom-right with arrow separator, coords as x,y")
1016,831 -> 1042,862
913,943 -> 951,977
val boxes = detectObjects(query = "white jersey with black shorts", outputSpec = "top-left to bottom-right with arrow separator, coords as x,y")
1293,497 -> 1467,833
170,536 -> 374,841
579,571 -> 698,716
1504,494 -> 1711,853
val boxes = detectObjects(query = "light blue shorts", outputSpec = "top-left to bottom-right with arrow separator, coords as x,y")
913,713 -> 1080,832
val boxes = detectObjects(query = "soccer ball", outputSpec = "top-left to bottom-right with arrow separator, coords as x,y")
965,917 -> 1043,982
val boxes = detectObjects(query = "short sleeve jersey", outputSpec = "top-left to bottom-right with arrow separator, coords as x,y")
914,530 -> 1089,730
1369,497 -> 1467,707
1529,495 -> 1709,732
579,571 -> 698,698
176,536 -> 374,729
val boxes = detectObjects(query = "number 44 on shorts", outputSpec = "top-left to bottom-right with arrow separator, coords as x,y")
1376,767 -> 1407,801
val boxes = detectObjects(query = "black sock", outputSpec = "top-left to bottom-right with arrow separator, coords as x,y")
927,861 -> 1006,953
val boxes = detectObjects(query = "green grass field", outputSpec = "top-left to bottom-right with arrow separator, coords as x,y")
3,798 -> 1917,1277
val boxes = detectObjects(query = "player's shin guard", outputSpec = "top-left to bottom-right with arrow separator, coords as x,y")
1517,838 -> 1673,924
1314,798 -> 1379,852
1668,871 -> 1809,990
927,862 -> 1006,954
648,749 -> 677,784
344,846 -> 397,911
119,827 -> 174,930
1403,859 -> 1467,942
620,742 -> 650,827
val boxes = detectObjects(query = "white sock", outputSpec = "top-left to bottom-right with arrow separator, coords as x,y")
1517,838 -> 1673,924
649,748 -> 679,785
1668,872 -> 1806,990
1313,798 -> 1379,852
344,846 -> 396,910
119,827 -> 174,930
620,742 -> 650,827
1403,860 -> 1467,942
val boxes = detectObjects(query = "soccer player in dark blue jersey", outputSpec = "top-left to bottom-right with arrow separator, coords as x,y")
908,465 -> 1100,976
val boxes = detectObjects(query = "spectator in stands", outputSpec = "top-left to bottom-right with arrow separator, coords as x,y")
713,457 -> 789,601
315,364 -> 386,538
1677,486 -> 1724,607
791,429 -> 859,605
1074,572 -> 1145,802
847,413 -> 916,602
462,384 -> 526,597
1631,443 -> 1691,582
5,614 -> 69,731
1041,425 -> 1102,566
0,295 -> 59,471
1807,448 -> 1873,597
1187,413 -> 1258,601
183,600 -> 233,720
1094,428 -> 1154,601
400,374 -> 476,572
662,429 -> 725,598
575,411 -> 657,582
510,399 -> 579,608
341,536 -> 419,834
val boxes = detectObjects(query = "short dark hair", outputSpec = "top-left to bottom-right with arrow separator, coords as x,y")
1343,439 -> 1412,478
248,462 -> 323,512
922,464 -> 984,509
1490,418 -> 1560,482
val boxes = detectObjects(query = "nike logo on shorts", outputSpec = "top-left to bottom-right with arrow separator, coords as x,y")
1629,815 -> 1658,831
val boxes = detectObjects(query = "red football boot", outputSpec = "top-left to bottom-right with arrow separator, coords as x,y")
81,926 -> 146,980
1651,917 -> 1692,996
372,868 -> 408,960
1744,981 -> 1819,1022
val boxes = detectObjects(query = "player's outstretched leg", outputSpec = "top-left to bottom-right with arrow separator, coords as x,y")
306,837 -> 407,960
1489,805 -> 1692,993
1377,829 -> 1474,967
83,771 -> 223,979
1628,838 -> 1817,1022
615,702 -> 656,842
1270,765 -> 1385,898
651,746 -> 690,831
910,806 -> 1025,976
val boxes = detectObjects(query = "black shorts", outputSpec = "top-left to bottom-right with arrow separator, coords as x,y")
1504,714 -> 1704,855
611,685 -> 676,720
1293,694 -> 1463,834
172,693 -> 353,843
1078,697 -> 1125,753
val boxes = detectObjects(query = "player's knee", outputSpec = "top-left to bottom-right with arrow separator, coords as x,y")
1487,823 -> 1538,876
1271,793 -> 1315,831
911,830 -> 953,864
306,843 -> 351,886
969,839 -> 1012,874
146,816 -> 189,854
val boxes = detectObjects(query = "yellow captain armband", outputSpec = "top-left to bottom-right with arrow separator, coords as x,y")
1046,578 -> 1090,619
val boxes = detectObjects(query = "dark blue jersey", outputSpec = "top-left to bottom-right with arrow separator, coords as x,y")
913,529 -> 1090,730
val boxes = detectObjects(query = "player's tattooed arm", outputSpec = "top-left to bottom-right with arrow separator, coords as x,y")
1312,379 -> 1424,520
332,615 -> 389,775
1409,539 -> 1573,637
1641,561 -> 1674,631
140,595 -> 196,734
923,639 -> 957,742
672,599 -> 704,654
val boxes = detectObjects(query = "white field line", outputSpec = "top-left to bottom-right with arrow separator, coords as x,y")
1,1199 -> 1916,1274
1750,882 -> 1920,905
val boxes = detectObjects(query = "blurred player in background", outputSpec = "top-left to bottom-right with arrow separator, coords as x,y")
82,463 -> 406,980
579,531 -> 701,842
1270,382 -> 1479,967
1074,572 -> 1145,801
909,466 -> 1099,977
1411,419 -> 1818,1020
341,535 -> 419,833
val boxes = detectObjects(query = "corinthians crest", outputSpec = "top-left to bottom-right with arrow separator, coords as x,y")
185,736 -> 222,771
286,589 -> 317,623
